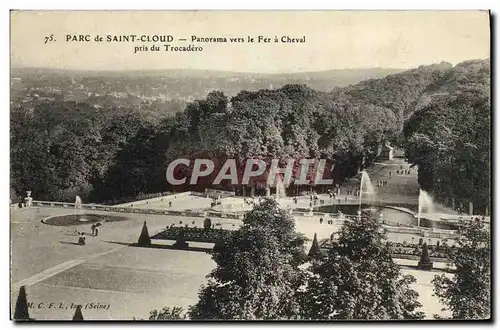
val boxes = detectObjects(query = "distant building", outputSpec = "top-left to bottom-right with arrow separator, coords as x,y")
380,144 -> 394,160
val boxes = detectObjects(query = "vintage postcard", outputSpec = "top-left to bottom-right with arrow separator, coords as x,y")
10,10 -> 491,321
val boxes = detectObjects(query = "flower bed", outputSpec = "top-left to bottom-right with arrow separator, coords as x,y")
151,226 -> 232,243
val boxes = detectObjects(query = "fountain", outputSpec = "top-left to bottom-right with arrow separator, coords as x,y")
359,170 -> 376,214
74,195 -> 88,222
417,189 -> 435,227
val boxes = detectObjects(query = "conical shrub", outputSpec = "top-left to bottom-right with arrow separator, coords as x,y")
72,305 -> 84,320
138,221 -> 151,246
203,218 -> 212,231
13,286 -> 30,321
308,233 -> 322,259
173,230 -> 188,249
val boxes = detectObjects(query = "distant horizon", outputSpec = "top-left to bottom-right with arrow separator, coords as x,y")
10,58 -> 489,75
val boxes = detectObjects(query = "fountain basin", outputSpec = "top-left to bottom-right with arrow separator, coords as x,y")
42,214 -> 129,226
313,204 -> 460,230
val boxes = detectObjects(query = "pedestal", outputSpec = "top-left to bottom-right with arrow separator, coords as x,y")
24,197 -> 33,208
417,260 -> 433,271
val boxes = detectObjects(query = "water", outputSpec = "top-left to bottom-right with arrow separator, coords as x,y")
74,195 -> 82,209
314,204 -> 458,230
417,189 -> 435,227
74,195 -> 85,221
359,170 -> 376,211
275,174 -> 287,199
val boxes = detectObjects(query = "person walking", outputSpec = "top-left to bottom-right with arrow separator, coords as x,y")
94,226 -> 99,237
91,224 -> 96,236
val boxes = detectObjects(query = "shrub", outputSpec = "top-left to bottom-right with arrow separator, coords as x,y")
417,242 -> 433,270
203,218 -> 212,230
138,221 -> 151,246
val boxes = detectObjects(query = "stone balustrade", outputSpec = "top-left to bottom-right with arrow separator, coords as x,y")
30,199 -> 244,220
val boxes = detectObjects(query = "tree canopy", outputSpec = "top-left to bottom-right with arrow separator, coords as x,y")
188,199 -> 307,320
432,219 -> 491,319
300,212 -> 425,320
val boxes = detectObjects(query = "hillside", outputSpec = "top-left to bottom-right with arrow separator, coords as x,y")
326,59 -> 489,129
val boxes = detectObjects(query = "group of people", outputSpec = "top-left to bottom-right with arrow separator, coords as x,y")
319,217 -> 335,225
389,165 -> 412,177
76,223 -> 102,245
393,169 -> 411,175
377,180 -> 389,187
342,189 -> 360,196
90,224 -> 100,236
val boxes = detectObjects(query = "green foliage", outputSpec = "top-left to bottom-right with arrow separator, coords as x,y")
300,212 -> 425,320
404,60 -> 490,214
10,101 -> 155,202
337,62 -> 453,129
10,60 -> 490,207
188,198 -> 307,320
149,306 -> 186,320
404,98 -> 490,212
432,220 -> 491,320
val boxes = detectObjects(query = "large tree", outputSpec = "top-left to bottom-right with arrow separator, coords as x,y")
188,198 -> 307,320
432,219 -> 491,320
403,60 -> 491,214
300,212 -> 425,320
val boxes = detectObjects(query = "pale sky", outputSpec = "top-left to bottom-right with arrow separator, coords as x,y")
10,10 -> 490,73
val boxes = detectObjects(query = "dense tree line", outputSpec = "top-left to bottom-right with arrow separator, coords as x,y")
10,101 -> 159,201
403,60 -> 490,214
433,219 -> 491,319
